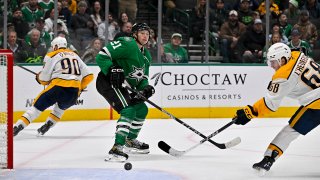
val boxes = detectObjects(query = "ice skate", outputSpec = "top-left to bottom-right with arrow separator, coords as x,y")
105,144 -> 129,162
253,150 -> 278,176
124,139 -> 150,154
252,156 -> 275,176
37,120 -> 54,135
13,124 -> 24,136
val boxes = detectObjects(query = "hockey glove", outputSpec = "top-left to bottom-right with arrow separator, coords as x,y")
141,85 -> 155,99
234,105 -> 257,125
130,85 -> 155,104
109,65 -> 124,88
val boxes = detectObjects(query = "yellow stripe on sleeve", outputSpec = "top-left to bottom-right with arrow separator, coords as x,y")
81,74 -> 94,90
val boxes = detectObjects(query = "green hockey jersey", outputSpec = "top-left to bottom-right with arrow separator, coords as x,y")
96,37 -> 152,90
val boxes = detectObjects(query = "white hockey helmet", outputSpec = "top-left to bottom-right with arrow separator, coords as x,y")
266,42 -> 291,66
51,36 -> 67,49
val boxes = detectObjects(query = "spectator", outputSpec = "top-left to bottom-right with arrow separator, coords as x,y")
38,0 -> 54,15
0,0 -> 19,19
233,0 -> 260,11
293,10 -> 318,47
284,0 -> 301,19
21,0 -> 44,29
236,19 -> 266,63
278,13 -> 293,39
71,1 -> 94,51
274,0 -> 289,11
47,31 -> 77,53
68,0 -> 77,15
287,29 -> 313,57
238,0 -> 254,26
302,0 -> 320,19
118,12 -> 129,28
269,23 -> 288,44
81,38 -> 103,64
10,8 -> 29,41
190,0 -> 213,44
97,14 -> 119,41
163,0 -> 176,23
114,21 -> 133,40
211,0 -> 228,34
219,10 -> 247,63
44,9 -> 69,35
25,17 -> 51,48
257,0 -> 281,19
60,0 -> 72,28
146,28 -> 158,61
163,33 -> 189,63
90,0 -> 105,35
7,23 -> 15,34
20,28 -> 47,63
118,0 -> 137,21
262,32 -> 282,62
7,31 -> 24,63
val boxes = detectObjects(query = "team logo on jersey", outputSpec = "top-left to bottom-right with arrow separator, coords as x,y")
128,65 -> 148,82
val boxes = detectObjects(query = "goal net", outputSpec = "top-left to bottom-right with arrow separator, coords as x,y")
0,50 -> 13,169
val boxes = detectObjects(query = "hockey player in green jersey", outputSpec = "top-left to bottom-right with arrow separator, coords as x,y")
96,23 -> 155,162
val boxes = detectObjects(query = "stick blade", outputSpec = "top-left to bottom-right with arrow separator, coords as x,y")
158,141 -> 183,157
225,137 -> 241,148
158,141 -> 171,153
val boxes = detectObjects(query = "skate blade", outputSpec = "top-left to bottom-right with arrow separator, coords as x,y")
36,131 -> 44,137
253,167 -> 267,177
105,155 -> 128,162
124,147 -> 150,154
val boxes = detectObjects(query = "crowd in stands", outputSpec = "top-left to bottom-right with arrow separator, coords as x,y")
1,0 -> 320,64
176,0 -> 320,63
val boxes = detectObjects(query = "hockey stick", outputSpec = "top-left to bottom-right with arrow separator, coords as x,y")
15,64 -> 37,75
158,118 -> 240,157
123,84 -> 240,149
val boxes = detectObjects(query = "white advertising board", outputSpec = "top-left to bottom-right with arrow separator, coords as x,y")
13,65 -> 299,112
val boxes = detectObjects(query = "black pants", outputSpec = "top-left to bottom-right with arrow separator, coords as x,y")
96,71 -> 132,113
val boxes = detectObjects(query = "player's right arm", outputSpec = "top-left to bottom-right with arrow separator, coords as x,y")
96,40 -> 127,75
37,53 -> 56,85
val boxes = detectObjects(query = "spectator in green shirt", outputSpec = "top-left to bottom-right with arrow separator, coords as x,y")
287,29 -> 313,57
163,33 -> 189,63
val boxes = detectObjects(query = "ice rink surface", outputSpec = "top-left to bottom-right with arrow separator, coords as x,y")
1,118 -> 320,180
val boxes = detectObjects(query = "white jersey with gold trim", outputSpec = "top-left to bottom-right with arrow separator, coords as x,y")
38,49 -> 92,89
253,51 -> 320,117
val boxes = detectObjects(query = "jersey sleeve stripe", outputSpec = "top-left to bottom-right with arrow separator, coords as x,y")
99,47 -> 112,60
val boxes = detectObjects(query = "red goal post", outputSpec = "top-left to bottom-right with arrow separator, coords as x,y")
0,49 -> 13,169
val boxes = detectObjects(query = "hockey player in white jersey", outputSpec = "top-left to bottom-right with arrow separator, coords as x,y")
233,42 -> 320,174
13,37 -> 94,136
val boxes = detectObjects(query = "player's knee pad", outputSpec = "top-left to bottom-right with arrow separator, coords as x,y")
120,106 -> 136,120
22,106 -> 42,124
134,103 -> 148,119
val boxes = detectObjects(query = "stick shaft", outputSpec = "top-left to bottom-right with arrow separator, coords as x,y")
15,64 -> 37,75
124,85 -> 227,148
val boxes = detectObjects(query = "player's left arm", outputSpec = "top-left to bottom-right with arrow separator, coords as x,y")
235,78 -> 294,125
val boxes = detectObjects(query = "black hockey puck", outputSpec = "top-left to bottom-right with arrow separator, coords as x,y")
124,162 -> 132,170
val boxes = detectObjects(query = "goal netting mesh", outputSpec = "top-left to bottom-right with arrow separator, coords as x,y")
0,51 -> 13,169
